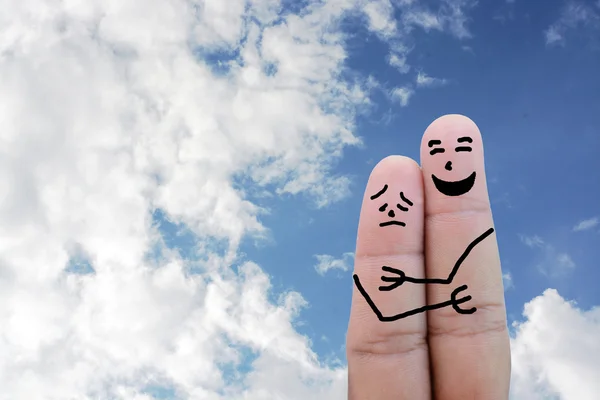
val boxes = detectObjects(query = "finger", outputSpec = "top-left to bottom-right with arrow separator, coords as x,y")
420,114 -> 511,399
346,156 -> 430,400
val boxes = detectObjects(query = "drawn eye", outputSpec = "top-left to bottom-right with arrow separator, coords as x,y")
378,203 -> 388,212
430,148 -> 445,155
455,146 -> 472,152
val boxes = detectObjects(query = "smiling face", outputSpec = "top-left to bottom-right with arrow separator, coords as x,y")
420,115 -> 490,212
428,136 -> 477,197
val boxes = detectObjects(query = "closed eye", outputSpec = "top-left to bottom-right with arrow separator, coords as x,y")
430,148 -> 445,155
455,146 -> 472,152
397,203 -> 408,212
378,203 -> 388,212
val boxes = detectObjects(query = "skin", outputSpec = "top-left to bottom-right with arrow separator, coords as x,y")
346,114 -> 511,400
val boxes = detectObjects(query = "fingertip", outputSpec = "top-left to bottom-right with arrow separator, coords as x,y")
364,156 -> 422,206
421,114 -> 483,156
423,114 -> 481,139
369,155 -> 421,179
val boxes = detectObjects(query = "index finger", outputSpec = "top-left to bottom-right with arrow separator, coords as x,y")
346,155 -> 430,400
420,114 -> 511,399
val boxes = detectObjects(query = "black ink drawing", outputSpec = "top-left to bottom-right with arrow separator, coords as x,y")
353,227 -> 495,322
429,136 -> 476,196
370,184 -> 414,227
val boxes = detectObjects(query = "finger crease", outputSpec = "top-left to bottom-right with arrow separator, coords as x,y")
426,206 -> 491,220
348,332 -> 428,362
428,307 -> 508,340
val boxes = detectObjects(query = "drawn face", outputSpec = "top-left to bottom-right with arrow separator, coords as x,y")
427,136 -> 476,196
369,184 -> 414,227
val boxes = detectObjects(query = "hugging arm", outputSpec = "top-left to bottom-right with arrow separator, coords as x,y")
353,274 -> 476,321
379,227 -> 494,291
353,228 -> 494,321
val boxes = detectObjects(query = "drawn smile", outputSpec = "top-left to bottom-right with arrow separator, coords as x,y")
431,172 -> 476,197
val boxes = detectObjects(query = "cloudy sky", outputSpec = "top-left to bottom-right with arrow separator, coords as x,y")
1,0 -> 599,399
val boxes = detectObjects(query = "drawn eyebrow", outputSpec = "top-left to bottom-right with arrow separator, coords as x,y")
455,146 -> 472,152
430,148 -> 445,155
370,184 -> 388,200
428,140 -> 442,147
400,192 -> 413,206
457,136 -> 473,143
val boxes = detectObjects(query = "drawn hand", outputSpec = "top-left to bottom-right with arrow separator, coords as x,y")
346,115 -> 511,399
378,266 -> 406,291
450,284 -> 477,314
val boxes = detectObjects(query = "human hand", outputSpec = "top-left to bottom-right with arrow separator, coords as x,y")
346,114 -> 511,399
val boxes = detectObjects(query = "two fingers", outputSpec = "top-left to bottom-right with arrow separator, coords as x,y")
346,115 -> 511,400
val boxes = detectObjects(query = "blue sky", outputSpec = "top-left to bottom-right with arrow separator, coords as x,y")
236,0 -> 600,373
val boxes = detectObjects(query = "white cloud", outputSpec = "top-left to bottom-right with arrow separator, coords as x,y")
396,0 -> 477,39
0,0 -> 523,398
356,0 -> 477,74
402,9 -> 443,31
510,289 -> 600,400
391,86 -> 415,106
545,1 -> 600,46
416,71 -> 448,87
0,0 -> 373,397
556,253 -> 576,270
439,0 -> 477,39
389,50 -> 411,74
545,25 -> 564,45
503,271 -> 514,291
573,217 -> 599,232
314,252 -> 354,276
362,0 -> 397,38
520,234 -> 546,248
519,235 -> 576,277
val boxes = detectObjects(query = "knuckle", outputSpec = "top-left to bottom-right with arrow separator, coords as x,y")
428,302 -> 508,339
348,330 -> 428,362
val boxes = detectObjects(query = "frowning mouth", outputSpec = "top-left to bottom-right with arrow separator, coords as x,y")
431,172 -> 476,197
379,221 -> 406,227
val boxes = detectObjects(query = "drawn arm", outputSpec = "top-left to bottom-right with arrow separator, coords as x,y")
378,227 -> 495,291
354,274 -> 476,321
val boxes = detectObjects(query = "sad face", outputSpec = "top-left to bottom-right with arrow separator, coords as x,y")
369,184 -> 415,227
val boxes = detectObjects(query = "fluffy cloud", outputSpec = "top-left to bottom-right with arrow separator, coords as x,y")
503,271 -> 514,291
544,1 -> 600,45
519,235 -> 576,277
5,0 -> 590,399
361,0 -> 478,73
314,252 -> 355,276
573,217 -> 599,232
510,289 -> 600,400
390,86 -> 415,106
416,71 -> 448,87
362,0 -> 397,38
0,0 -> 485,397
399,0 -> 477,38
0,0 -> 375,397
521,235 -> 546,248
